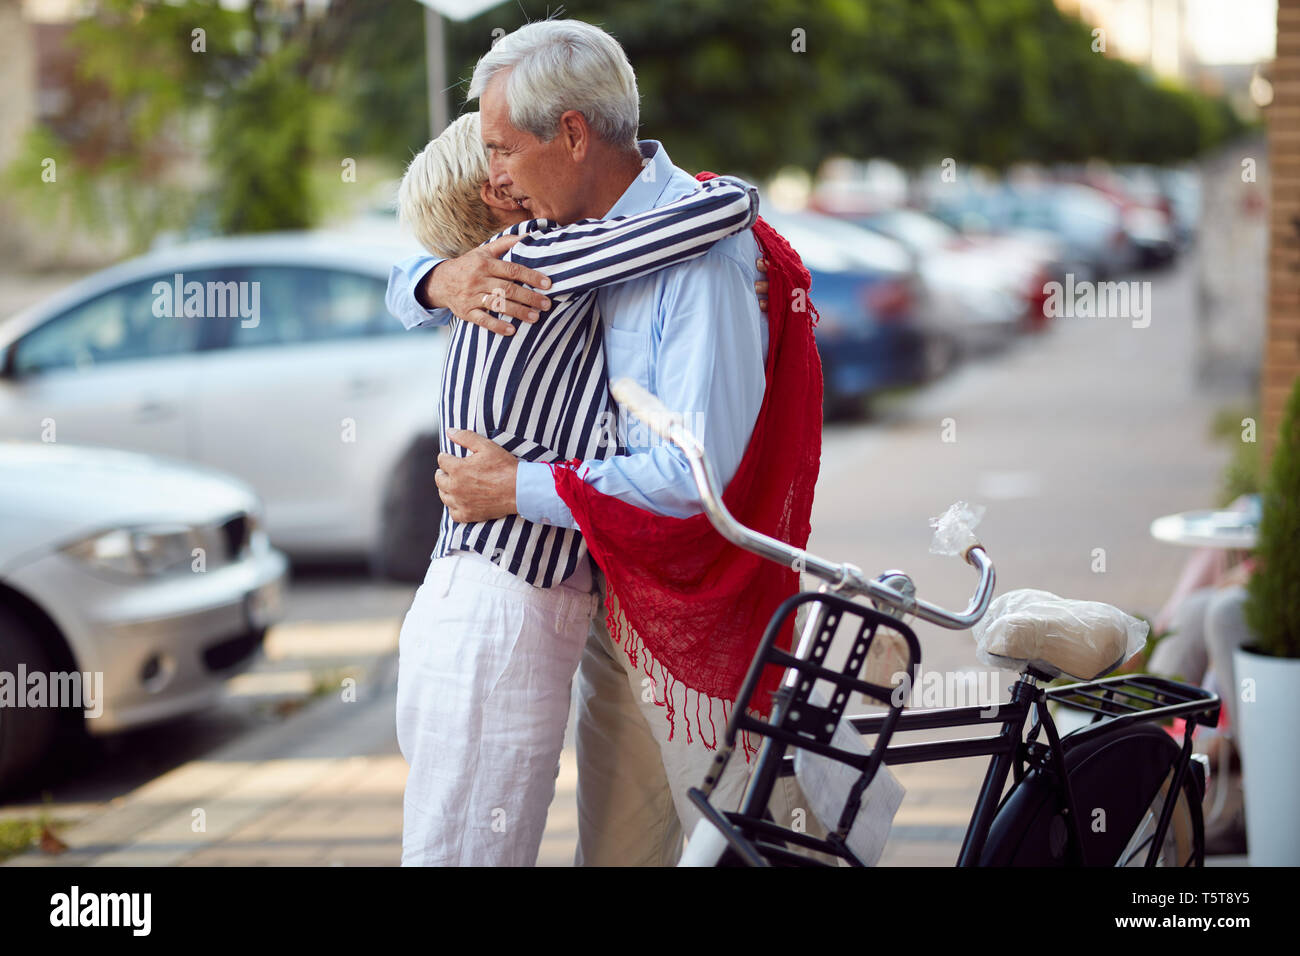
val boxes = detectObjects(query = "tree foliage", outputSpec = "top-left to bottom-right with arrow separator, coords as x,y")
445,0 -> 1246,178
5,0 -> 428,249
4,0 -> 1247,247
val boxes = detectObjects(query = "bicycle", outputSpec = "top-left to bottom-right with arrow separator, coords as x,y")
612,379 -> 1221,868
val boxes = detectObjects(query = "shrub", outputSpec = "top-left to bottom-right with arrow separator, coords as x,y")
1243,377 -> 1300,657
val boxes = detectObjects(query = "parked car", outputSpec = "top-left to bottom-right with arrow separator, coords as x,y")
1111,163 -> 1200,252
760,208 -> 931,416
849,207 -> 1059,352
0,440 -> 288,792
1156,167 -> 1203,248
0,231 -> 447,581
1074,168 -> 1177,269
930,183 -> 1138,282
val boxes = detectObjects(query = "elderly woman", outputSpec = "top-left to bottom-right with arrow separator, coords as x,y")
392,110 -> 759,866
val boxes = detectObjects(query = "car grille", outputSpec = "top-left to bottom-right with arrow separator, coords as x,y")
219,513 -> 251,560
203,631 -> 265,671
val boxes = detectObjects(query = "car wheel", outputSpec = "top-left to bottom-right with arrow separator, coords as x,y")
923,333 -> 959,381
371,435 -> 444,583
822,391 -> 862,423
0,605 -> 61,795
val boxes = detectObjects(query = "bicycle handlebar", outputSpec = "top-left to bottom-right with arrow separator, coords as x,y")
611,378 -> 996,629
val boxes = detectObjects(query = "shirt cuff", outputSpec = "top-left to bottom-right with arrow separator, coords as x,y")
388,259 -> 453,330
515,461 -> 577,530
410,261 -> 453,322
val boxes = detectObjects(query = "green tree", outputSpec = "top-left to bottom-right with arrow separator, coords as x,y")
4,0 -> 246,250
5,0 -> 1248,251
6,0 -> 428,249
210,44 -> 316,233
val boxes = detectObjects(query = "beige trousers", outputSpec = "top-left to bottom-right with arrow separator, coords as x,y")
573,577 -> 826,866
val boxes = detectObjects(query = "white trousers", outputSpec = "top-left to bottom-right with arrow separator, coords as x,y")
395,551 -> 597,866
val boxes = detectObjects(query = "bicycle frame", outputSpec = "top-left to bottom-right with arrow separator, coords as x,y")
711,592 -> 1218,866
842,671 -> 1047,866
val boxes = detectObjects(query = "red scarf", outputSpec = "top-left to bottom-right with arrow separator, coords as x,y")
549,171 -> 823,757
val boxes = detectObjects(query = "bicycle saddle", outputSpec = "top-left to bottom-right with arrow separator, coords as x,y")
972,589 -> 1147,681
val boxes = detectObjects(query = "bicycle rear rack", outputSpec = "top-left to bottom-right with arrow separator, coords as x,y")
1045,673 -> 1220,747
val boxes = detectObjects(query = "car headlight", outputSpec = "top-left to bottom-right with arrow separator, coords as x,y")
63,524 -> 204,577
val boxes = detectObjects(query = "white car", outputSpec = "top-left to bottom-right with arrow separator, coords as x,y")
0,231 -> 446,580
0,441 -> 288,791
851,208 -> 1045,355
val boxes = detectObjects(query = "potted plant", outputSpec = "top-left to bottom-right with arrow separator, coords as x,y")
1234,375 -> 1300,866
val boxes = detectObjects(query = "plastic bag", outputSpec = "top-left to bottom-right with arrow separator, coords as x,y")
682,685 -> 907,867
970,588 -> 1149,680
928,500 -> 986,557
793,685 -> 905,866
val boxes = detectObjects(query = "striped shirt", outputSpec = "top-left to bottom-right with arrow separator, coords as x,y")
434,175 -> 759,587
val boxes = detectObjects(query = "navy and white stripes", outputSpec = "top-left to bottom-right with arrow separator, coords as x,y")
434,175 -> 759,588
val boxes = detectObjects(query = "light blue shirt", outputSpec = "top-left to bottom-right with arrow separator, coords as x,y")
385,140 -> 767,531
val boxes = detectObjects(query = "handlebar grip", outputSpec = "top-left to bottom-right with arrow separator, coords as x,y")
611,378 -> 683,443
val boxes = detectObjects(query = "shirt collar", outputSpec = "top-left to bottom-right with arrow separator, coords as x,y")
602,140 -> 675,219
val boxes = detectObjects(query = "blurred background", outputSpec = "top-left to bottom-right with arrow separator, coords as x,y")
0,0 -> 1288,866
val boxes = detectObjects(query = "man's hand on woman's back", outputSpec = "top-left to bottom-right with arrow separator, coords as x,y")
418,234 -> 554,336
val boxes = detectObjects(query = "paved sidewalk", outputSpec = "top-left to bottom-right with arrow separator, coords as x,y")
1,650 -> 979,867
5,653 -> 406,867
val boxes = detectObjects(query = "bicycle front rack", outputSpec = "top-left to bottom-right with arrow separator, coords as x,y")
685,590 -> 922,867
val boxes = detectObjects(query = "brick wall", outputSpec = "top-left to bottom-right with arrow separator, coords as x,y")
1263,0 -> 1300,463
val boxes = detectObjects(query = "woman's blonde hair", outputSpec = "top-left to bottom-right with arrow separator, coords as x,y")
398,112 -> 498,258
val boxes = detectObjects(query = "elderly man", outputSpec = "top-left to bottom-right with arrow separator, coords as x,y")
387,19 -> 814,865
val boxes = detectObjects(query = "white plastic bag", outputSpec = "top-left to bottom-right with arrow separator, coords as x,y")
928,500 -> 986,557
970,588 -> 1149,680
794,686 -> 905,866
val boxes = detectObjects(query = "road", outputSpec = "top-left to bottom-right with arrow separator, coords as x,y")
1,252 -> 1249,865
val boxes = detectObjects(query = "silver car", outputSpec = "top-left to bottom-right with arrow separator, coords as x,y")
0,441 -> 288,791
0,230 -> 446,581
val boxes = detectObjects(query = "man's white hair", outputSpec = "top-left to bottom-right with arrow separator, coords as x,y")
468,19 -> 639,149
398,112 -> 497,259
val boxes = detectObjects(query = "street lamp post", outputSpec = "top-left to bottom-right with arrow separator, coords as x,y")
423,7 -> 449,138
411,0 -> 510,139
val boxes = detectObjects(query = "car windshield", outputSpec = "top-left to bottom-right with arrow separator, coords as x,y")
862,210 -> 958,251
762,209 -> 911,274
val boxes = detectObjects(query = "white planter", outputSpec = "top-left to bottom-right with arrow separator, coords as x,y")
1232,646 -> 1300,866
